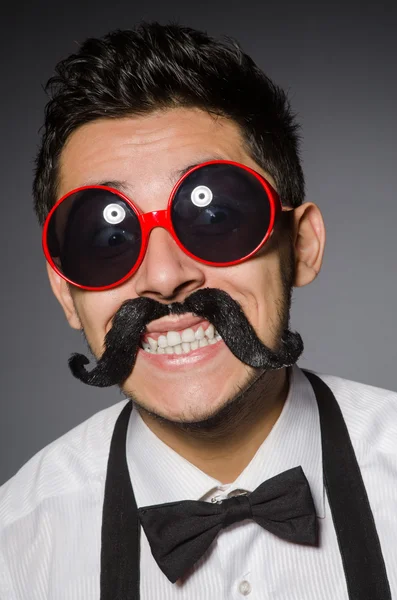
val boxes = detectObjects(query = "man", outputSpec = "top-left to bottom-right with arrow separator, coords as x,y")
0,22 -> 396,600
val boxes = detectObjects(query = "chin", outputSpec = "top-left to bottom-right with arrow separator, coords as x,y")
122,374 -> 248,424
120,343 -> 252,419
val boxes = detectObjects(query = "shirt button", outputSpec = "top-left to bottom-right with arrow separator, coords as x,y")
238,580 -> 252,595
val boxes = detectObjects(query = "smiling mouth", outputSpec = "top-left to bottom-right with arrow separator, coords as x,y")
140,322 -> 222,355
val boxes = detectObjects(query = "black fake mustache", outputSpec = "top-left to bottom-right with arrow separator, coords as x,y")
69,288 -> 303,387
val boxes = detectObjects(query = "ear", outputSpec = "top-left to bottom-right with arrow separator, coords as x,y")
292,202 -> 326,287
46,263 -> 82,330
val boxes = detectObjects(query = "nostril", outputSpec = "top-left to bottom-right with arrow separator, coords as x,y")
167,280 -> 203,301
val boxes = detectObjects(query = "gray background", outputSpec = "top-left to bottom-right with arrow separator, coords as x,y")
1,0 -> 396,485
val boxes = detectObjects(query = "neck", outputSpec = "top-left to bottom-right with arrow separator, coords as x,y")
137,367 -> 290,484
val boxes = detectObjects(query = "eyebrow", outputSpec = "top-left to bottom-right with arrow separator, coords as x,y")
96,156 -> 226,195
97,180 -> 130,193
172,156 -> 226,179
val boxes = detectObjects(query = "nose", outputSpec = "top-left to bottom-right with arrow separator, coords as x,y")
133,227 -> 206,302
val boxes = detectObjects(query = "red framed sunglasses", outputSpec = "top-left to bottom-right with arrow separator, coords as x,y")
43,160 -> 284,291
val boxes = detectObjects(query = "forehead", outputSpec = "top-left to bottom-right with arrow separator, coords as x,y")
58,107 -> 274,205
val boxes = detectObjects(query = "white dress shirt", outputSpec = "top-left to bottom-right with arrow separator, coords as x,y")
1,365 -> 397,599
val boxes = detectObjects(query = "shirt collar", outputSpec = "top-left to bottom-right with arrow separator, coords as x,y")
126,364 -> 325,518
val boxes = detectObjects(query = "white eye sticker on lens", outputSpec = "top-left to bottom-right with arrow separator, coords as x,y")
103,203 -> 126,224
191,185 -> 213,207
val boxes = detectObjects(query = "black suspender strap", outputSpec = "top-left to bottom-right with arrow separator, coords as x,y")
100,373 -> 391,599
303,370 -> 391,600
100,401 -> 140,600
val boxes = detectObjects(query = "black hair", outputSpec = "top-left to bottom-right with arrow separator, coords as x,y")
33,22 -> 305,225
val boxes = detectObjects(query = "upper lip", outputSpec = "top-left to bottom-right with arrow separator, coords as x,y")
145,313 -> 206,334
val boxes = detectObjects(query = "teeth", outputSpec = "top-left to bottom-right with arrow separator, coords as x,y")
205,324 -> 215,339
181,328 -> 195,343
167,331 -> 181,346
158,335 -> 168,348
148,337 -> 158,351
141,324 -> 223,354
195,326 -> 205,340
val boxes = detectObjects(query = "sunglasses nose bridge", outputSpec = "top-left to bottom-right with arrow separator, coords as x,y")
140,209 -> 171,237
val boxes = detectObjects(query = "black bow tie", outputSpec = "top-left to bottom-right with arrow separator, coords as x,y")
138,466 -> 318,583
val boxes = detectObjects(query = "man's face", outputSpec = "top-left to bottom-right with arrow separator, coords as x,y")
54,107 -> 296,422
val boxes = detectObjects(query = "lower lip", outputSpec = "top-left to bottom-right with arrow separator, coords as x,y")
137,339 -> 226,370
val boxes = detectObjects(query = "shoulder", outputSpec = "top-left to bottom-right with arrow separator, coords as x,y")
309,369 -> 397,454
0,399 -> 130,530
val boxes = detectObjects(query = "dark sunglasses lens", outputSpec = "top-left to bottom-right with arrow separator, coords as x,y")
46,188 -> 142,288
170,163 -> 272,263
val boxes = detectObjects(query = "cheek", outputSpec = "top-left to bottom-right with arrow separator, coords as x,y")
72,291 -> 121,356
218,254 -> 285,341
